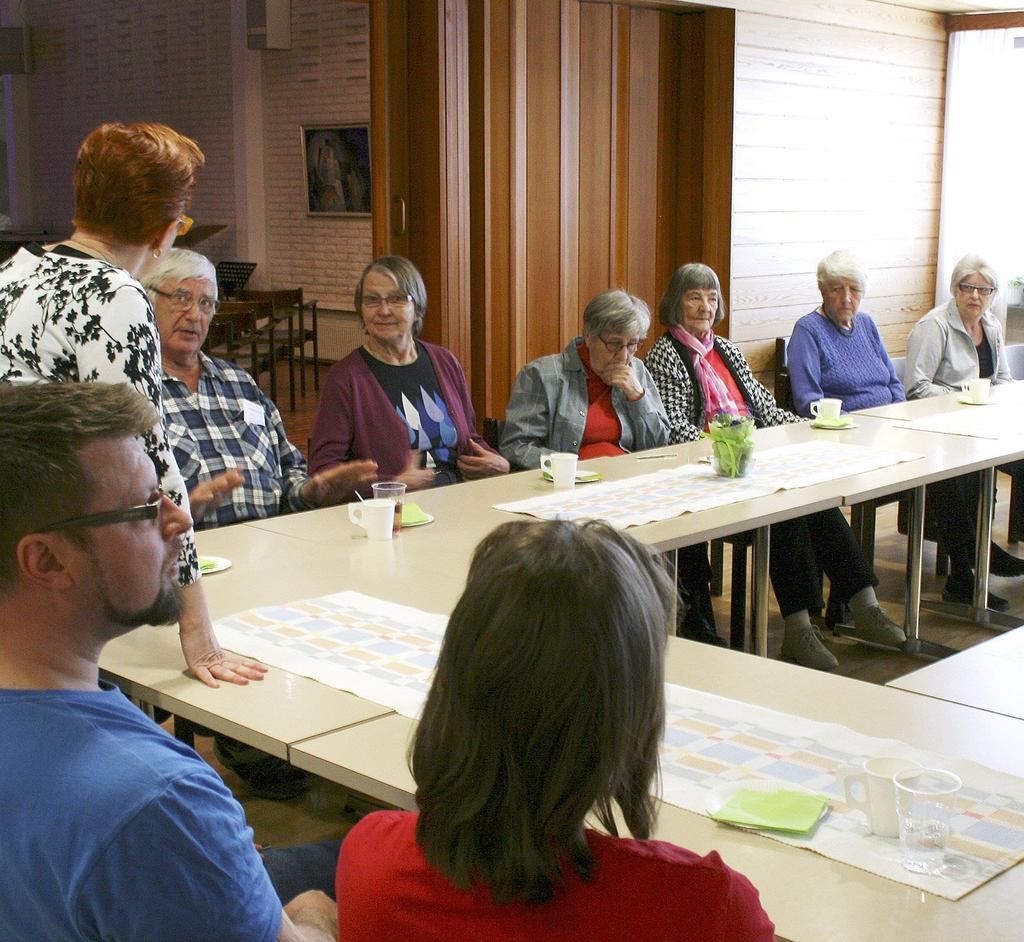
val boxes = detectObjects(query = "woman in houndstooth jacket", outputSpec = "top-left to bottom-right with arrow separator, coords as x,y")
645,263 -> 906,671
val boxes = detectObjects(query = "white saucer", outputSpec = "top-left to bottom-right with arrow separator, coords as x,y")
199,556 -> 232,575
810,419 -> 858,430
958,395 -> 993,406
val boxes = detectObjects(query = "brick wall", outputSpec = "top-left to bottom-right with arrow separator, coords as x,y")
260,0 -> 371,311
25,0 -> 237,261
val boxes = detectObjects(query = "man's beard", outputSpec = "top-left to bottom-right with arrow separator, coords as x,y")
89,548 -> 185,631
106,581 -> 184,628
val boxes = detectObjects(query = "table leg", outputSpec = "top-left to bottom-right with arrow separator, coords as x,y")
897,486 -> 955,659
919,467 -> 1022,635
751,525 -> 770,658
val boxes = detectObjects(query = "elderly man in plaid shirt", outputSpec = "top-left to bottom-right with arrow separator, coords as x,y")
146,249 -> 376,799
147,249 -> 376,531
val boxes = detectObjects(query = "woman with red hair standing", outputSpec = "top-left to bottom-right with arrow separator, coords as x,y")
0,122 -> 261,687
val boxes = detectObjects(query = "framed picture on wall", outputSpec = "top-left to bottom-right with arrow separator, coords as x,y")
301,124 -> 371,216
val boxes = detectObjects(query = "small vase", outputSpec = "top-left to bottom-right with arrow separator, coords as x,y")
711,441 -> 754,478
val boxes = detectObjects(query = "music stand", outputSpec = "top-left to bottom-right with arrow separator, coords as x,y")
215,261 -> 257,299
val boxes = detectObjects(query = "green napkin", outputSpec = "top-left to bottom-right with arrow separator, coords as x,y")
401,503 -> 430,525
541,469 -> 602,483
711,788 -> 827,833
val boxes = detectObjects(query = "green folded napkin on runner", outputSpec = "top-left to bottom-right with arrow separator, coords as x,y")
541,469 -> 602,483
711,788 -> 828,833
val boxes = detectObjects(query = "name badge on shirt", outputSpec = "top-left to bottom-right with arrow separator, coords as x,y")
242,399 -> 266,427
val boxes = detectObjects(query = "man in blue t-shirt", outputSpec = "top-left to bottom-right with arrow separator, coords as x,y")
0,383 -> 337,942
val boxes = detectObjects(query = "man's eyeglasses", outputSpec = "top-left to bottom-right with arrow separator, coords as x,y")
38,492 -> 165,533
152,287 -> 220,315
363,293 -> 414,309
597,336 -> 643,355
177,214 -> 194,236
957,283 -> 996,298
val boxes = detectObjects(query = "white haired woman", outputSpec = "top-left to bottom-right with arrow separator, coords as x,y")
501,291 -> 721,646
904,253 -> 1024,607
905,253 -> 1012,399
787,250 -> 905,417
646,263 -> 906,670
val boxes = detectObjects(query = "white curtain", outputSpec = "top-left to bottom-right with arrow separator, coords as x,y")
937,29 -> 1024,314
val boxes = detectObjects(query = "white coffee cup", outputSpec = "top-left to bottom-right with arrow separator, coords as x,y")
960,377 -> 991,404
841,756 -> 921,838
810,397 -> 843,422
348,498 -> 395,541
541,452 -> 578,490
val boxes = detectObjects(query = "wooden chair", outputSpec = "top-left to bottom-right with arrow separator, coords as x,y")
240,288 -> 321,409
209,299 -> 279,401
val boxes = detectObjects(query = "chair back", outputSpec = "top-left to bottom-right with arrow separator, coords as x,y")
239,287 -> 304,311
774,337 -> 793,410
1004,343 -> 1024,381
482,417 -> 505,450
889,356 -> 906,385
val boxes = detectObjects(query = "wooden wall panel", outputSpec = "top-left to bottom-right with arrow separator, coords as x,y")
624,7 -> 661,311
577,3 -> 613,318
525,0 -> 565,362
728,2 -> 947,379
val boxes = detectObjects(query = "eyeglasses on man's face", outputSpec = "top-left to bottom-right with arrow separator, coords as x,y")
362,292 -> 414,310
38,491 -> 166,533
598,335 -> 643,355
957,282 -> 995,298
152,287 -> 220,315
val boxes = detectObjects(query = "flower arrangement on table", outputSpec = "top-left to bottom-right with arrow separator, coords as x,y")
703,413 -> 755,478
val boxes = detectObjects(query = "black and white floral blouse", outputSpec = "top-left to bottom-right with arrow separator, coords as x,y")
0,244 -> 199,584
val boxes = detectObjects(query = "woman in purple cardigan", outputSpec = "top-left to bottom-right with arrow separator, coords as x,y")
310,256 -> 508,496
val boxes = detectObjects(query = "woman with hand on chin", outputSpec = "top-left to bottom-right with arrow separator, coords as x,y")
0,121 -> 262,688
311,256 -> 508,493
499,291 -> 724,645
645,263 -> 906,670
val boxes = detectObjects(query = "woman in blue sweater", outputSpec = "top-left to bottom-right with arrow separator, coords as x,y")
787,250 -> 904,418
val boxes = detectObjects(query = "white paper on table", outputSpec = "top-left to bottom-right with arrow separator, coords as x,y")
494,442 -> 922,528
660,683 -> 1024,900
908,408 -> 1021,440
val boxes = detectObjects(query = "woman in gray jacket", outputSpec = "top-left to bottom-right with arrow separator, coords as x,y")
905,253 -> 1012,399
905,253 -> 1024,609
501,290 -> 721,647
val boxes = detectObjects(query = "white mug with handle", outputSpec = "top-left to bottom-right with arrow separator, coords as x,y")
348,498 -> 395,541
541,452 -> 578,490
841,756 -> 921,838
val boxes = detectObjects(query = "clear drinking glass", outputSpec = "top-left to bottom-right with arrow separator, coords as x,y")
893,767 -> 962,874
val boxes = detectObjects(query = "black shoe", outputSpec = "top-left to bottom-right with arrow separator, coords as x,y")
214,735 -> 312,801
989,544 -> 1024,578
942,579 -> 1010,612
678,614 -> 728,647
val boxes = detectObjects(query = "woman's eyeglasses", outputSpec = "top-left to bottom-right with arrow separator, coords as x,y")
957,283 -> 995,298
177,215 -> 194,236
363,293 -> 414,309
597,336 -> 643,355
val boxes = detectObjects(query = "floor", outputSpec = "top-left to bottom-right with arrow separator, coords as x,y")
199,357 -> 1024,850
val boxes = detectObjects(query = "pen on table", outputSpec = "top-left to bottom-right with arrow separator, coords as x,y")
635,452 -> 679,461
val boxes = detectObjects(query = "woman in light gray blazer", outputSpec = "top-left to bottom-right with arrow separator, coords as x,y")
904,253 -> 1012,400
905,253 -> 1024,609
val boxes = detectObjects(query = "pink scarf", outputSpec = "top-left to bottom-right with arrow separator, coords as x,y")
668,324 -> 744,421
